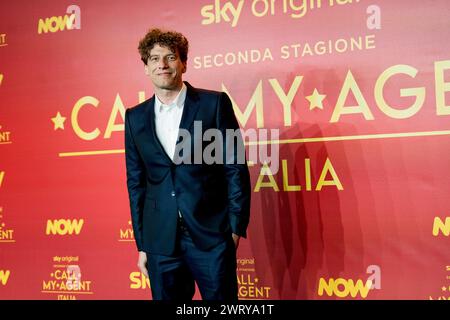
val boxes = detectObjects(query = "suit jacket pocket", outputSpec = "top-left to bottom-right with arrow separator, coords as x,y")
143,197 -> 157,215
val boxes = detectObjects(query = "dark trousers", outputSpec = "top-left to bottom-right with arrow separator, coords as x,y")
146,219 -> 238,301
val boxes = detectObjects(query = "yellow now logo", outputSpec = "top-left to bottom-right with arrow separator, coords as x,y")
37,5 -> 81,34
0,270 -> 10,285
432,217 -> 450,236
46,219 -> 84,235
318,278 -> 373,298
129,272 -> 150,289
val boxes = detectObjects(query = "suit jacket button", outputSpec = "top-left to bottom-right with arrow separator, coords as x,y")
171,191 -> 176,197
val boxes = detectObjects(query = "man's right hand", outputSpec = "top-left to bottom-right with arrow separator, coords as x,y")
137,251 -> 149,278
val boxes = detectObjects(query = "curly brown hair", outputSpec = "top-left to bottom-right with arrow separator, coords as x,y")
138,28 -> 189,65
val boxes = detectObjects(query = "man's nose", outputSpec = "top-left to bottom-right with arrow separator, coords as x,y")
157,57 -> 169,68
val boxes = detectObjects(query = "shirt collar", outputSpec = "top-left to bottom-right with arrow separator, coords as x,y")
154,83 -> 187,113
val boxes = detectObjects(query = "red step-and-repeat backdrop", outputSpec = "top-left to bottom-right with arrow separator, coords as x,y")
0,0 -> 449,300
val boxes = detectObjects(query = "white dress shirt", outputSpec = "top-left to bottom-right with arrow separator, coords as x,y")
154,83 -> 187,161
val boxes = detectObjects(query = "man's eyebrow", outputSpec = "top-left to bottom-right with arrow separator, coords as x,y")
149,53 -> 176,57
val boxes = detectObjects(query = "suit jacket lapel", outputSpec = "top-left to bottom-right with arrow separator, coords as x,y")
144,82 -> 200,165
173,82 -> 200,164
178,82 -> 200,134
144,96 -> 173,163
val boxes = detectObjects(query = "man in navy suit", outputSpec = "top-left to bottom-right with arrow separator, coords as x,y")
125,28 -> 251,301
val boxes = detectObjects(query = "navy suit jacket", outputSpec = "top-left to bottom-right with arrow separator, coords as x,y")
125,82 -> 251,255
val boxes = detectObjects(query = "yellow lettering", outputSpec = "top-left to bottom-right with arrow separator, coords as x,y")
432,217 -> 450,236
0,131 -> 11,142
435,60 -> 450,115
348,279 -> 372,298
331,70 -> 374,122
38,18 -> 48,34
268,76 -> 303,126
0,171 -> 4,187
222,81 -> 264,128
0,270 -> 10,285
375,65 -> 425,119
48,16 -> 67,33
72,96 -> 100,140
318,277 -> 372,298
104,94 -> 125,139
316,158 -> 343,190
305,158 -> 312,191
138,91 -> 146,103
282,159 -> 301,191
42,280 -> 54,290
120,229 -> 134,239
130,272 -> 150,289
318,277 -> 334,296
65,14 -> 76,29
46,219 -> 84,235
54,270 -> 67,280
254,163 -> 279,192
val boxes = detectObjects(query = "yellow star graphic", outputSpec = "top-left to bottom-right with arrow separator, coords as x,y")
306,88 -> 326,110
442,286 -> 447,291
51,112 -> 66,130
0,74 -> 3,85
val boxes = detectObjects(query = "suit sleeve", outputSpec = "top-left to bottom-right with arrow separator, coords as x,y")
216,92 -> 251,238
125,109 -> 146,251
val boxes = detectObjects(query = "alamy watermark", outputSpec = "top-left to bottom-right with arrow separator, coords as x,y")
173,121 -> 280,174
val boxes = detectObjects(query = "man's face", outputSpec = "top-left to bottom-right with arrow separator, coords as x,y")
145,44 -> 186,91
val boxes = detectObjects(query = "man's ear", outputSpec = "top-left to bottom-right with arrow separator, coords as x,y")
144,64 -> 149,75
182,62 -> 187,73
